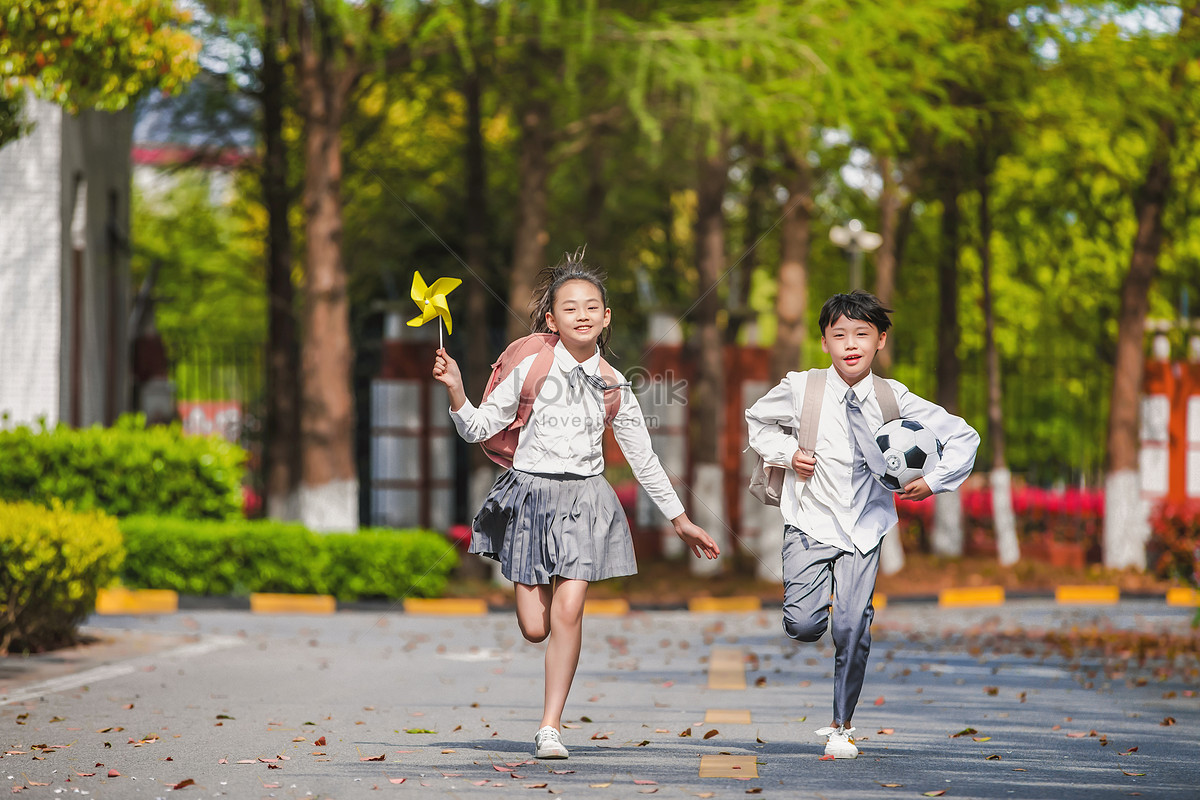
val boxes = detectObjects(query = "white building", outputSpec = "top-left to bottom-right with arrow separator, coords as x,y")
0,97 -> 134,428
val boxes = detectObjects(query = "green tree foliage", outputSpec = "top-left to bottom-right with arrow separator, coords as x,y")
0,0 -> 200,116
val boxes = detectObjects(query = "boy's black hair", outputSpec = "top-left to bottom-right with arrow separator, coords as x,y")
818,290 -> 893,334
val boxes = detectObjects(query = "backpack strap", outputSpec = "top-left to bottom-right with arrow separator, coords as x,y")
597,358 -> 623,427
794,368 -> 826,454
872,374 -> 899,422
502,333 -> 558,430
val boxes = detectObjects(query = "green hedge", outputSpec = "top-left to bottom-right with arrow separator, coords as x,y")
119,517 -> 458,601
0,501 -> 124,654
0,414 -> 245,519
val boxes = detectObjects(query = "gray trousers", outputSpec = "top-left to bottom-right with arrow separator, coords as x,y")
781,525 -> 881,726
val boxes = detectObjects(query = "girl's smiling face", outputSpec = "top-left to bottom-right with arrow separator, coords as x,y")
545,279 -> 610,359
821,313 -> 886,386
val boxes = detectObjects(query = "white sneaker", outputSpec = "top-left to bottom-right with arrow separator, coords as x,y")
815,725 -> 858,758
534,725 -> 569,759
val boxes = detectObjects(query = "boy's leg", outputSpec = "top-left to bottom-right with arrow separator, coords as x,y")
780,527 -> 839,642
829,544 -> 882,726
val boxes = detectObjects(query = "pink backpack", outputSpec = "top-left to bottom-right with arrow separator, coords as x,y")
480,332 -> 623,469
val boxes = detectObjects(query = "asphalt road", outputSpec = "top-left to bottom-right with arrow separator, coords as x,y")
1,600 -> 1197,800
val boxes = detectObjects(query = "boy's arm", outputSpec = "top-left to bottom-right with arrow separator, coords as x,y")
447,361 -> 523,444
745,373 -> 804,466
894,384 -> 981,494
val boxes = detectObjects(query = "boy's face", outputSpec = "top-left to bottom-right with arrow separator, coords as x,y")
821,313 -> 887,386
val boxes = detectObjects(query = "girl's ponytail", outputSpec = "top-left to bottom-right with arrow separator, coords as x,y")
529,246 -> 612,355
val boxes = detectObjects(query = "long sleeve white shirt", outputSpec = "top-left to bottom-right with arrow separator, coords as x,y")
449,340 -> 686,521
745,366 -> 980,554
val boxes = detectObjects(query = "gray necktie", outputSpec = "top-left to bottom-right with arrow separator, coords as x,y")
568,365 -> 629,392
846,388 -> 886,476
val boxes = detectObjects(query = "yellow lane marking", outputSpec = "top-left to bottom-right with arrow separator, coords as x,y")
584,599 -> 629,616
689,596 -> 762,613
250,593 -> 336,615
1055,585 -> 1119,604
708,647 -> 747,690
1166,587 -> 1200,607
402,598 -> 488,615
938,586 -> 1005,607
698,754 -> 758,778
704,709 -> 752,724
95,588 -> 178,615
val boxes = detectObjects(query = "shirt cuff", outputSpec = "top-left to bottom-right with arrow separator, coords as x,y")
449,398 -> 477,424
658,495 -> 686,522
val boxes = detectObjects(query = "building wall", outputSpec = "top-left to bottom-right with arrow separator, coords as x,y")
0,97 -> 133,429
0,99 -> 63,426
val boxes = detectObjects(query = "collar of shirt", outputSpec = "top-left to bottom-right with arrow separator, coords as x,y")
827,366 -> 874,407
552,340 -> 601,377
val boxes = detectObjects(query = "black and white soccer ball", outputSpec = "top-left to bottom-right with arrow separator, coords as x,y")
874,418 -> 943,492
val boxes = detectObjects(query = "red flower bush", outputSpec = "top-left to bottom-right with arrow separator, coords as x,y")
1147,502 -> 1200,586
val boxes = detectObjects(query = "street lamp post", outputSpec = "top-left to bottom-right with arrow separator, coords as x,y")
829,219 -> 883,291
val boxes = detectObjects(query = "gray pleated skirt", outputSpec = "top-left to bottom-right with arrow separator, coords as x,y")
470,469 -> 637,585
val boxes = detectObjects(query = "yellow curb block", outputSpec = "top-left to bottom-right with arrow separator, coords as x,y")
402,598 -> 488,615
688,596 -> 762,613
874,593 -> 888,610
938,586 -> 1005,607
1055,585 -> 1119,604
704,709 -> 752,724
699,754 -> 758,778
583,599 -> 629,616
250,593 -> 336,615
1167,587 -> 1200,607
708,647 -> 747,690
95,588 -> 178,615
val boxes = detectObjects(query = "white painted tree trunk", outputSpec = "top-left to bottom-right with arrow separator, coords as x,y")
879,524 -> 905,575
992,468 -> 1020,566
931,489 -> 964,557
299,479 -> 358,533
267,490 -> 300,523
1104,469 -> 1149,569
752,501 -> 785,582
690,463 -> 728,576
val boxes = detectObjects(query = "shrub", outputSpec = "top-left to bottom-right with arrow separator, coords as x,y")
119,517 -> 458,601
0,501 -> 124,654
0,414 -> 245,519
1148,502 -> 1200,586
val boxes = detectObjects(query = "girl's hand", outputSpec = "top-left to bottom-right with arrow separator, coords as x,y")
433,348 -> 467,410
671,514 -> 721,560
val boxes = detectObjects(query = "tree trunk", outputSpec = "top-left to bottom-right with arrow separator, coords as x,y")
295,6 -> 359,532
932,176 -> 963,557
728,141 -> 767,346
506,95 -> 551,342
261,0 -> 302,522
770,155 -> 812,381
979,161 -> 1018,565
873,155 -> 900,377
689,139 -> 729,574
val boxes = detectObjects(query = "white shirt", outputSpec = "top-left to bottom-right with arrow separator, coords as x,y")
449,341 -> 686,521
746,366 -> 980,554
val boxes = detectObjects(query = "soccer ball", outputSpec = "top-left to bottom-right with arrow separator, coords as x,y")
874,418 -> 943,493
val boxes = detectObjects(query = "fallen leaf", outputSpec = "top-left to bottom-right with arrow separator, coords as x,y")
76,772 -> 95,777
879,783 -> 903,788
984,687 -> 999,696
525,784 -> 549,789
923,792 -> 947,797
819,754 -> 836,761
217,758 -> 227,765
973,737 -> 992,742
1160,717 -> 1176,727
313,736 -> 326,746
388,778 -> 405,785
472,780 -> 488,786
662,681 -> 674,688
493,765 -> 513,772
579,716 -> 593,723
108,769 -> 120,778
678,728 -> 692,737
590,732 -> 610,740
703,730 -> 719,740
1120,746 -> 1139,755
292,737 -> 305,743
874,697 -> 885,706
634,780 -> 658,785
754,676 -> 767,687
986,754 -> 1002,760
1066,732 -> 1087,738
951,728 -> 978,738
590,782 -> 612,788
1123,771 -> 1146,777
746,789 -> 763,795
360,755 -> 385,762
636,740 -> 650,747
405,729 -> 435,734
262,783 -> 280,789
215,714 -> 233,720
878,728 -> 895,735
550,769 -> 574,774
441,749 -> 455,754
170,778 -> 196,789
1051,725 -> 1062,731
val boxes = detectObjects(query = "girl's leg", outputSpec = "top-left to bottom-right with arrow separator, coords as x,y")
540,577 -> 589,730
515,583 -> 553,643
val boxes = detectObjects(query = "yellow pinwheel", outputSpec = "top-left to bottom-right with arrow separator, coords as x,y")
408,270 -> 461,346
